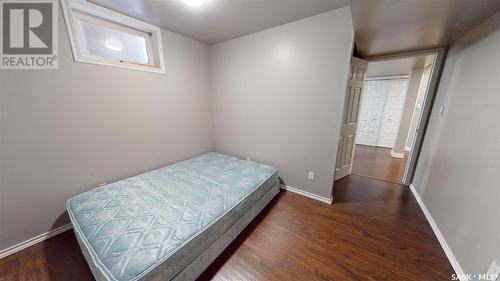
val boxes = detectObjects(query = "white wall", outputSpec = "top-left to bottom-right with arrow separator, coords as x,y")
412,13 -> 500,274
0,11 -> 214,251
393,67 -> 423,154
366,58 -> 413,77
406,65 -> 431,150
211,7 -> 354,200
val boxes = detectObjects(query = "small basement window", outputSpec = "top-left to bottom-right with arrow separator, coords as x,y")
61,0 -> 165,73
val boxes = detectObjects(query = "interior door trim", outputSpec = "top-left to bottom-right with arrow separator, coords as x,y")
401,48 -> 447,185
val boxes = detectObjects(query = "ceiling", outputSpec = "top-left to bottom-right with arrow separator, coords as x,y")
90,0 -> 350,45
366,55 -> 433,77
351,0 -> 500,57
89,0 -> 500,56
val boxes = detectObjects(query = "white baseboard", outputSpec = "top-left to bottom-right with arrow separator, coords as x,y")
390,150 -> 404,158
0,224 -> 73,259
409,184 -> 465,279
280,184 -> 332,204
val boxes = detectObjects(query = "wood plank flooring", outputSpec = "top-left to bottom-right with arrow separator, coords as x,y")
0,175 -> 454,281
352,144 -> 408,183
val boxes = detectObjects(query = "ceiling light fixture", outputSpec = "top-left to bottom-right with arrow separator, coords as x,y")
183,0 -> 205,7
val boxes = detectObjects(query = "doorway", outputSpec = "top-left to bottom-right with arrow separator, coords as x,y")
334,49 -> 445,185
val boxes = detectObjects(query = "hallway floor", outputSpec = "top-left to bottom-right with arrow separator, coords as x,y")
0,175 -> 454,281
352,144 -> 408,183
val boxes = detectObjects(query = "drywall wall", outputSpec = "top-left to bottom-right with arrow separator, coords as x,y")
366,58 -> 413,77
406,65 -> 431,149
0,10 -> 214,251
412,13 -> 500,274
211,7 -> 354,199
393,67 -> 424,154
0,71 -> 3,252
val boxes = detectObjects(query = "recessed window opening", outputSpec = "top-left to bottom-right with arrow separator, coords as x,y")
61,0 -> 165,73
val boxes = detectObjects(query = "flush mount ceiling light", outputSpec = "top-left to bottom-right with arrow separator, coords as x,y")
183,0 -> 205,7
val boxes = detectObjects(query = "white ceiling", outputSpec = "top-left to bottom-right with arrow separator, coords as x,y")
89,0 -> 500,56
90,0 -> 350,45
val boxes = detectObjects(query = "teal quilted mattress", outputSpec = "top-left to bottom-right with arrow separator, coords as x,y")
67,152 -> 278,281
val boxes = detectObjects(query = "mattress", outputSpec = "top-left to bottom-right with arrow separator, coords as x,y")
170,182 -> 280,281
67,152 -> 278,281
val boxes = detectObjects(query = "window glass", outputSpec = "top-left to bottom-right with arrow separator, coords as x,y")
79,19 -> 150,65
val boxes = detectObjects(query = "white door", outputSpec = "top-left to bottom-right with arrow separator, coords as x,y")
356,81 -> 387,146
334,57 -> 367,181
377,80 -> 408,148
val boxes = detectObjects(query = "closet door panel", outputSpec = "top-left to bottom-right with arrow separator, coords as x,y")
356,81 -> 387,146
377,80 -> 408,148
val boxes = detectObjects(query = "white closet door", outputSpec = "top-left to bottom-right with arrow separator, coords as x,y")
377,80 -> 408,148
356,81 -> 387,146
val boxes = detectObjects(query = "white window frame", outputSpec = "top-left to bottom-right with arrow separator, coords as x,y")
60,0 -> 165,73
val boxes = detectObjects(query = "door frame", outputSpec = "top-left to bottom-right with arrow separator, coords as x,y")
363,48 -> 447,186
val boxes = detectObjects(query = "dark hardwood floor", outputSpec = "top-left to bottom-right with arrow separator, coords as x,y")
0,175 -> 454,281
352,144 -> 409,183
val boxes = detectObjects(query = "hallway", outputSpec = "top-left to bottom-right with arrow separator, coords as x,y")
352,145 -> 408,183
